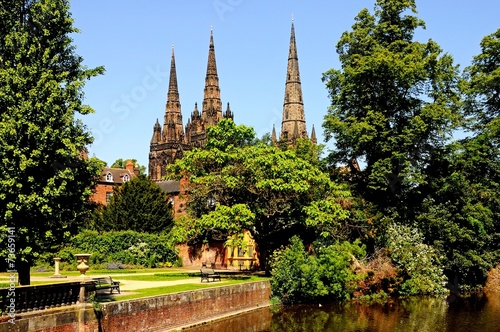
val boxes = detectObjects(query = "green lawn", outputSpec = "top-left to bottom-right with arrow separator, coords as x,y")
113,276 -> 269,301
0,267 -> 194,279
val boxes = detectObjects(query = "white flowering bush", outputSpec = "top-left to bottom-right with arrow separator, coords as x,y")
386,223 -> 448,295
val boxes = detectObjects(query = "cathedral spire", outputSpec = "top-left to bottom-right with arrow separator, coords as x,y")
224,102 -> 234,120
202,27 -> 222,125
163,46 -> 184,143
311,124 -> 317,144
271,124 -> 277,145
151,119 -> 161,144
280,19 -> 307,144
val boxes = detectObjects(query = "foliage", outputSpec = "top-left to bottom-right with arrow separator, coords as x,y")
411,27 -> 500,292
167,120 -> 353,270
270,236 -> 366,304
0,0 -> 104,284
463,27 -> 500,130
417,138 -> 500,291
322,0 -> 462,216
110,158 -> 146,175
98,175 -> 174,233
385,223 -> 448,295
39,230 -> 180,269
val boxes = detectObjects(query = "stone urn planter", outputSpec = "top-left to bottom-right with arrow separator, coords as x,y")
75,253 -> 91,276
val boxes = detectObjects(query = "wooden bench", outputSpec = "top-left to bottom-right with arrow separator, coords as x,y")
200,268 -> 221,282
92,276 -> 121,294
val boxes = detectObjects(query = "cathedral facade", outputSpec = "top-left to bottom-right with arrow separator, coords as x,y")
149,21 -> 315,181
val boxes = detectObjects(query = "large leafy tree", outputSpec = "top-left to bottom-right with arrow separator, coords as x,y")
416,28 -> 500,290
98,175 -> 174,233
0,0 -> 104,284
322,0 -> 462,217
167,120 -> 353,271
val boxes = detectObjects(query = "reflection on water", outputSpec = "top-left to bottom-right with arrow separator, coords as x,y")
183,293 -> 500,332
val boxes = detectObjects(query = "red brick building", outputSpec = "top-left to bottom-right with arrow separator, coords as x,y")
91,160 -> 139,206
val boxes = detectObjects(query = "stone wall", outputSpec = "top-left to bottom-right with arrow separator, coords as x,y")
0,281 -> 271,332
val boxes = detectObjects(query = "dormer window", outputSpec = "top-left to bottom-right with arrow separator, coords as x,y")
123,174 -> 130,182
105,172 -> 113,182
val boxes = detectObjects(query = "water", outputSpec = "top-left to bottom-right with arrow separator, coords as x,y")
183,293 -> 500,332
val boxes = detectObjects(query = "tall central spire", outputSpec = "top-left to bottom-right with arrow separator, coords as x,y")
202,27 -> 222,125
163,46 -> 184,143
280,19 -> 307,143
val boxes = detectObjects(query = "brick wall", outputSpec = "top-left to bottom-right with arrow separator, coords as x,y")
176,242 -> 227,267
100,281 -> 271,331
90,182 -> 114,206
0,305 -> 98,332
0,281 -> 271,332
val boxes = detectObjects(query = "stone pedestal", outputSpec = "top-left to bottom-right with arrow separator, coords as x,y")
50,257 -> 67,278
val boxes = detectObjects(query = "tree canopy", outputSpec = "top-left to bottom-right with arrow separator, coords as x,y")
319,0 -> 500,292
98,175 -> 174,233
415,27 -> 500,290
0,0 -> 104,284
167,119 -> 354,270
322,0 -> 462,216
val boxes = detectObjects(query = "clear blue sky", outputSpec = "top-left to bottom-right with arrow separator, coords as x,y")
70,0 -> 500,168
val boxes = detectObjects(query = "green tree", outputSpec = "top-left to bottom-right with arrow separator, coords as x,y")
99,175 -> 174,233
322,0 -> 462,216
0,0 -> 104,284
464,28 -> 500,131
416,28 -> 500,290
270,236 -> 365,304
167,119 -> 352,271
110,158 -> 146,175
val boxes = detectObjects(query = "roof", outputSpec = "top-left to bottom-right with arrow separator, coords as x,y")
99,167 -> 136,185
157,180 -> 180,194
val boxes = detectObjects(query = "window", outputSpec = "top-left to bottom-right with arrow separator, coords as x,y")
105,172 -> 113,182
123,174 -> 130,182
105,192 -> 113,204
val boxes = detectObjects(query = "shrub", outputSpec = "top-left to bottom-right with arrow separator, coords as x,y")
37,230 -> 180,270
270,236 -> 366,304
354,248 -> 398,298
386,223 -> 448,296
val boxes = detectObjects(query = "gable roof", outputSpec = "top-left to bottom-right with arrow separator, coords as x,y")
99,167 -> 136,185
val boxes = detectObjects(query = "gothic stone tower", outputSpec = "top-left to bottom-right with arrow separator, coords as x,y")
274,20 -> 316,146
185,28 -> 233,148
149,47 -> 190,181
149,29 -> 234,181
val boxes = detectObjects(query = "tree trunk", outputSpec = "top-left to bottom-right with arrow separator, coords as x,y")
17,259 -> 30,286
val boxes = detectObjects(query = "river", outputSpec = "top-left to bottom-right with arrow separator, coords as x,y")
183,293 -> 500,332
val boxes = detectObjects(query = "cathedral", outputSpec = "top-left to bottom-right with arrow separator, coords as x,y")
149,21 -> 315,181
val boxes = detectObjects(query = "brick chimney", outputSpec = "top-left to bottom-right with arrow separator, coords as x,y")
125,160 -> 134,174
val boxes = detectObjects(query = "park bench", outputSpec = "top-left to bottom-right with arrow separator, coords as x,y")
200,268 -> 221,282
92,276 -> 121,294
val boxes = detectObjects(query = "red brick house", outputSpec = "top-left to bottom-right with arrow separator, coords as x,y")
91,160 -> 139,206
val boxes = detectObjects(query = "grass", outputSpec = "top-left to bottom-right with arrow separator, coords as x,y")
113,276 -> 269,302
0,267 -> 191,279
